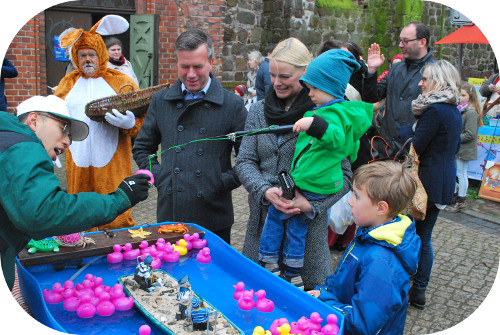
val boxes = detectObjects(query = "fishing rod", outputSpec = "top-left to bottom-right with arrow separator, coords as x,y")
145,125 -> 295,171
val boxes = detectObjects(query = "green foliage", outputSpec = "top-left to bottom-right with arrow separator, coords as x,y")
467,189 -> 480,199
316,0 -> 355,10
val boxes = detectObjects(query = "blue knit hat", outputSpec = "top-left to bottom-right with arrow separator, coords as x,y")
300,49 -> 361,99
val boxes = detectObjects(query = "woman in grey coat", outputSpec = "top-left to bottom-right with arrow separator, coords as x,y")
235,38 -> 352,290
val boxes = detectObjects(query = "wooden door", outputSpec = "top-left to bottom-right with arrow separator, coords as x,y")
130,14 -> 159,88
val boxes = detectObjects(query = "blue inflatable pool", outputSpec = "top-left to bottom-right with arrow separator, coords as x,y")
17,223 -> 344,334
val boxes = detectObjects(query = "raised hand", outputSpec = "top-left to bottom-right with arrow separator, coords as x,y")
367,43 -> 386,74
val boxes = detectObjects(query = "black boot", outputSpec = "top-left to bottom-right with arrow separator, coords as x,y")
409,285 -> 426,310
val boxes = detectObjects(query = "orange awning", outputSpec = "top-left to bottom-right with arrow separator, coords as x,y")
434,24 -> 489,45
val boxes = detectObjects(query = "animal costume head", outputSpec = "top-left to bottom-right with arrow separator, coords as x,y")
59,15 -> 129,78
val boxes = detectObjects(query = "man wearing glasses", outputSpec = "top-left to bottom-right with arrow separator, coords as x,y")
0,95 -> 150,293
364,21 -> 436,141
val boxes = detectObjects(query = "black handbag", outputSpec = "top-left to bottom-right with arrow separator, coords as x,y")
369,136 -> 412,163
278,170 -> 296,200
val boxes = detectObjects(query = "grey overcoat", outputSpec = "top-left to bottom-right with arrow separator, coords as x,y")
133,73 -> 247,232
235,101 -> 353,289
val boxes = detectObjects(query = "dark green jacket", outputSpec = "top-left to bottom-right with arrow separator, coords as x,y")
0,112 -> 130,290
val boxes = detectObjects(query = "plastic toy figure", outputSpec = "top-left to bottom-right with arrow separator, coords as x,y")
133,255 -> 161,292
176,275 -> 192,320
185,296 -> 214,331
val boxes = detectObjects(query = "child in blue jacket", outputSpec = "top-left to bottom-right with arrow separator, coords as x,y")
308,161 -> 421,335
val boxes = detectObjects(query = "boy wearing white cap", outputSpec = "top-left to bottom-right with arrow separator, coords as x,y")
0,95 -> 151,292
259,49 -> 373,287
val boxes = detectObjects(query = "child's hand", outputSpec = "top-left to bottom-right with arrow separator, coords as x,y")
293,117 -> 314,132
307,290 -> 320,298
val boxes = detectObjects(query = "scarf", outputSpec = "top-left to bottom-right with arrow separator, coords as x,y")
411,90 -> 458,116
264,88 -> 315,126
109,54 -> 125,66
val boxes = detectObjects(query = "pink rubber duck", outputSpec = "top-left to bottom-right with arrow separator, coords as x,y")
77,302 -> 96,318
122,243 -> 141,260
96,291 -> 116,317
196,247 -> 211,263
43,288 -> 64,304
237,289 -> 255,311
191,232 -> 207,249
162,242 -> 180,262
139,241 -> 150,255
151,257 -> 162,269
308,312 -> 323,332
156,240 -> 167,259
109,284 -> 125,301
63,296 -> 81,311
113,296 -> 134,311
136,169 -> 154,186
290,316 -> 310,335
321,314 -> 339,335
107,244 -> 124,263
64,280 -> 74,290
139,325 -> 151,335
255,289 -> 274,313
270,318 -> 289,335
233,281 -> 245,300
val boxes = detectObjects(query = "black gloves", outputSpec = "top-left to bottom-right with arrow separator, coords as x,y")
117,174 -> 151,207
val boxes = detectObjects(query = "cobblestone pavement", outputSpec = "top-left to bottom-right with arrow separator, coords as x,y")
54,156 -> 499,334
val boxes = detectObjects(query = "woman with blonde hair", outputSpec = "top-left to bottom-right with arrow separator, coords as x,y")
399,60 -> 462,309
236,38 -> 353,289
446,83 -> 483,212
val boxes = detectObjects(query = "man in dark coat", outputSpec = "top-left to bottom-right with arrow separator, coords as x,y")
133,29 -> 247,244
364,21 -> 436,141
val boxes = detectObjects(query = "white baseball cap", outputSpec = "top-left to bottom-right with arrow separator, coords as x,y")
16,95 -> 89,141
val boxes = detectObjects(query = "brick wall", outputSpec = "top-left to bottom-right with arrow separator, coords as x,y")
4,13 -> 46,114
142,0 -> 225,84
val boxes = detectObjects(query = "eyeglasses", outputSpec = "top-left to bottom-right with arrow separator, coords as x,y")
38,112 -> 72,144
399,38 -> 422,46
77,51 -> 98,61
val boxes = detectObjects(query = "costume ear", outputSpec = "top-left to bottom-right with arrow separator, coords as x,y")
91,15 -> 129,36
59,28 -> 84,48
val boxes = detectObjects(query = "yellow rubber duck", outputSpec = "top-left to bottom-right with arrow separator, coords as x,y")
277,323 -> 291,335
252,326 -> 272,335
173,239 -> 188,256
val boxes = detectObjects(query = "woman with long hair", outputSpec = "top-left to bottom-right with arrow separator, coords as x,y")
399,60 -> 462,309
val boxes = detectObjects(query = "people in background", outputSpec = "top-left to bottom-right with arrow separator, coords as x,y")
365,21 -> 436,141
246,50 -> 264,103
1,57 -> 18,112
377,54 -> 403,82
255,43 -> 277,101
105,36 -> 139,86
446,82 -> 483,213
479,59 -> 500,119
399,60 -> 462,310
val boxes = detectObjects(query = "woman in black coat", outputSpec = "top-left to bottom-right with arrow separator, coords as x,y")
399,60 -> 462,310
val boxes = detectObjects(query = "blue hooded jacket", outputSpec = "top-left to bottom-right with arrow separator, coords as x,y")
316,215 -> 421,335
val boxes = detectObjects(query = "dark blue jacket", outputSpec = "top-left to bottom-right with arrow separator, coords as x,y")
255,58 -> 271,101
1,57 -> 18,112
316,215 -> 421,335
400,103 -> 462,205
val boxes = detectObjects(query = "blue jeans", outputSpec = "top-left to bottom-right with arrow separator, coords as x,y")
259,191 -> 327,268
456,158 -> 469,197
413,203 -> 441,290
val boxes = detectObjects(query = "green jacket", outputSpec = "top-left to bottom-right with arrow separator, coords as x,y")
291,101 -> 372,194
0,112 -> 130,290
456,106 -> 479,161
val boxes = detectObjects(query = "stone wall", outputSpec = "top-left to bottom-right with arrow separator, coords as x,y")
224,0 -> 496,83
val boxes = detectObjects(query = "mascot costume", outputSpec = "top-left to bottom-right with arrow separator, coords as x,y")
55,15 -> 145,230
